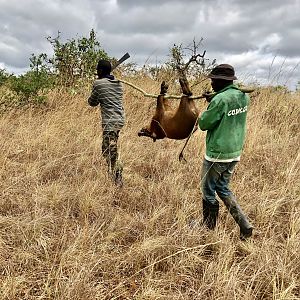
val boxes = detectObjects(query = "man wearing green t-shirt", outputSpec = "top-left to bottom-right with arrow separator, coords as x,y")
198,64 -> 253,240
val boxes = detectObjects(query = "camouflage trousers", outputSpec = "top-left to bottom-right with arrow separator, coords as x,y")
102,130 -> 123,179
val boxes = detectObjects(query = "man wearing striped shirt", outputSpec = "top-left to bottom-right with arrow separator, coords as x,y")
198,64 -> 253,240
88,60 -> 125,187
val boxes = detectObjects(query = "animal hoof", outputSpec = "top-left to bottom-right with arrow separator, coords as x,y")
138,128 -> 150,137
179,78 -> 192,96
160,81 -> 168,94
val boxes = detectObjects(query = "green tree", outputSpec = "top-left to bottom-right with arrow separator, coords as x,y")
9,70 -> 53,105
0,69 -> 11,86
46,29 -> 109,86
8,53 -> 54,105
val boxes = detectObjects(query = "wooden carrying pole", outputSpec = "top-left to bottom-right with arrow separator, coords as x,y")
118,79 -> 255,100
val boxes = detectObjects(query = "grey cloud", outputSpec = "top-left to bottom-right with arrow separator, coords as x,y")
232,0 -> 297,13
214,49 -> 300,89
280,29 -> 300,57
0,40 -> 31,69
116,0 -> 209,9
228,0 -> 300,57
0,0 -> 95,68
100,31 -> 175,64
0,0 -> 299,89
96,3 -> 203,35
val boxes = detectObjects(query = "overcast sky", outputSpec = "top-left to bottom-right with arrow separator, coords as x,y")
1,0 -> 300,89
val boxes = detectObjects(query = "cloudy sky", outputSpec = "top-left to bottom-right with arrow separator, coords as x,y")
1,0 -> 300,89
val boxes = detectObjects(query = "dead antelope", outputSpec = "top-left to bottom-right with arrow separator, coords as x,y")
138,79 -> 199,141
117,79 -> 254,144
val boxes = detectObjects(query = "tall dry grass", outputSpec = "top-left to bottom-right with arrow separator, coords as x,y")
0,76 -> 299,299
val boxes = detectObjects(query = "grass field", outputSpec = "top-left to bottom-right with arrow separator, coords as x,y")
0,75 -> 299,299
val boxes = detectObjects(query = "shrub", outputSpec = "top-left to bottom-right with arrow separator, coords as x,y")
0,69 -> 10,86
9,70 -> 53,105
44,29 -> 110,86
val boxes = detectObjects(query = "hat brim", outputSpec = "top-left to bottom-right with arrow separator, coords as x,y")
208,74 -> 237,80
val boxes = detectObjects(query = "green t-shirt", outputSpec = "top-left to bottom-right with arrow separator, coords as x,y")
198,85 -> 249,160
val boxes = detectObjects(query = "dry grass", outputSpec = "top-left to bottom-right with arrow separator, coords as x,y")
0,76 -> 299,300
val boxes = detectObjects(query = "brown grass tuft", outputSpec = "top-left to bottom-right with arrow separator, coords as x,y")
0,78 -> 299,299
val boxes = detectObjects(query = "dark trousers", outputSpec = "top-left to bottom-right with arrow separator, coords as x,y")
200,159 -> 253,234
102,130 -> 122,176
201,159 -> 237,205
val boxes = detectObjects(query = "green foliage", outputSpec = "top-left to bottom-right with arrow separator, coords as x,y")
271,85 -> 289,93
9,69 -> 54,105
1,29 -> 110,109
30,53 -> 52,74
0,54 -> 54,108
45,29 -> 110,86
0,69 -> 11,86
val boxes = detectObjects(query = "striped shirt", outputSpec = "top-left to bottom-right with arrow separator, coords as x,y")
88,78 -> 125,131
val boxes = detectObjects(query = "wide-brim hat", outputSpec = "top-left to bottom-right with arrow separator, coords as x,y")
208,64 -> 237,80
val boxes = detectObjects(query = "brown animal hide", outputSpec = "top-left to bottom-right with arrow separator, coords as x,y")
138,79 -> 199,141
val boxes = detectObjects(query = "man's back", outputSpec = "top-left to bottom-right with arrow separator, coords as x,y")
88,78 -> 125,131
199,85 -> 249,160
